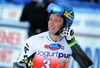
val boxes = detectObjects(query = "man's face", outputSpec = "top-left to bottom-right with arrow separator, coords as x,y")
48,14 -> 64,35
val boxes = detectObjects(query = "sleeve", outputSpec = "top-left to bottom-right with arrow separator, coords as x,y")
71,43 -> 93,68
13,36 -> 36,68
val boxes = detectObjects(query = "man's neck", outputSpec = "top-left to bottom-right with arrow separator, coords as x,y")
50,34 -> 62,42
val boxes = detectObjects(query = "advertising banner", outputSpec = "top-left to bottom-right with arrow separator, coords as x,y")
2,5 -> 22,21
0,20 -> 29,68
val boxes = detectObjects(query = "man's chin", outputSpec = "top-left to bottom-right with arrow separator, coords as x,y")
49,31 -> 56,35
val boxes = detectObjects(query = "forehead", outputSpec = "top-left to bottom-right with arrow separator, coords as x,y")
50,14 -> 64,20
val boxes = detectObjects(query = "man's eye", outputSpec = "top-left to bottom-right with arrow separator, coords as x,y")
55,20 -> 60,22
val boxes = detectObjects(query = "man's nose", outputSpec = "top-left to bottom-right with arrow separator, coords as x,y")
50,20 -> 55,25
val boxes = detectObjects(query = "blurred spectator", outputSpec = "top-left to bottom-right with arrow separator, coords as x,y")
20,0 -> 49,37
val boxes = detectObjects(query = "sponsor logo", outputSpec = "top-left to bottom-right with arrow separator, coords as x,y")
44,43 -> 64,51
37,50 -> 72,59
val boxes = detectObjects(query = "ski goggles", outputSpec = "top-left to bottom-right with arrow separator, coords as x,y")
46,3 -> 73,20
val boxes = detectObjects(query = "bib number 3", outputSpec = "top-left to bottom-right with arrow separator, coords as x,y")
41,59 -> 50,68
